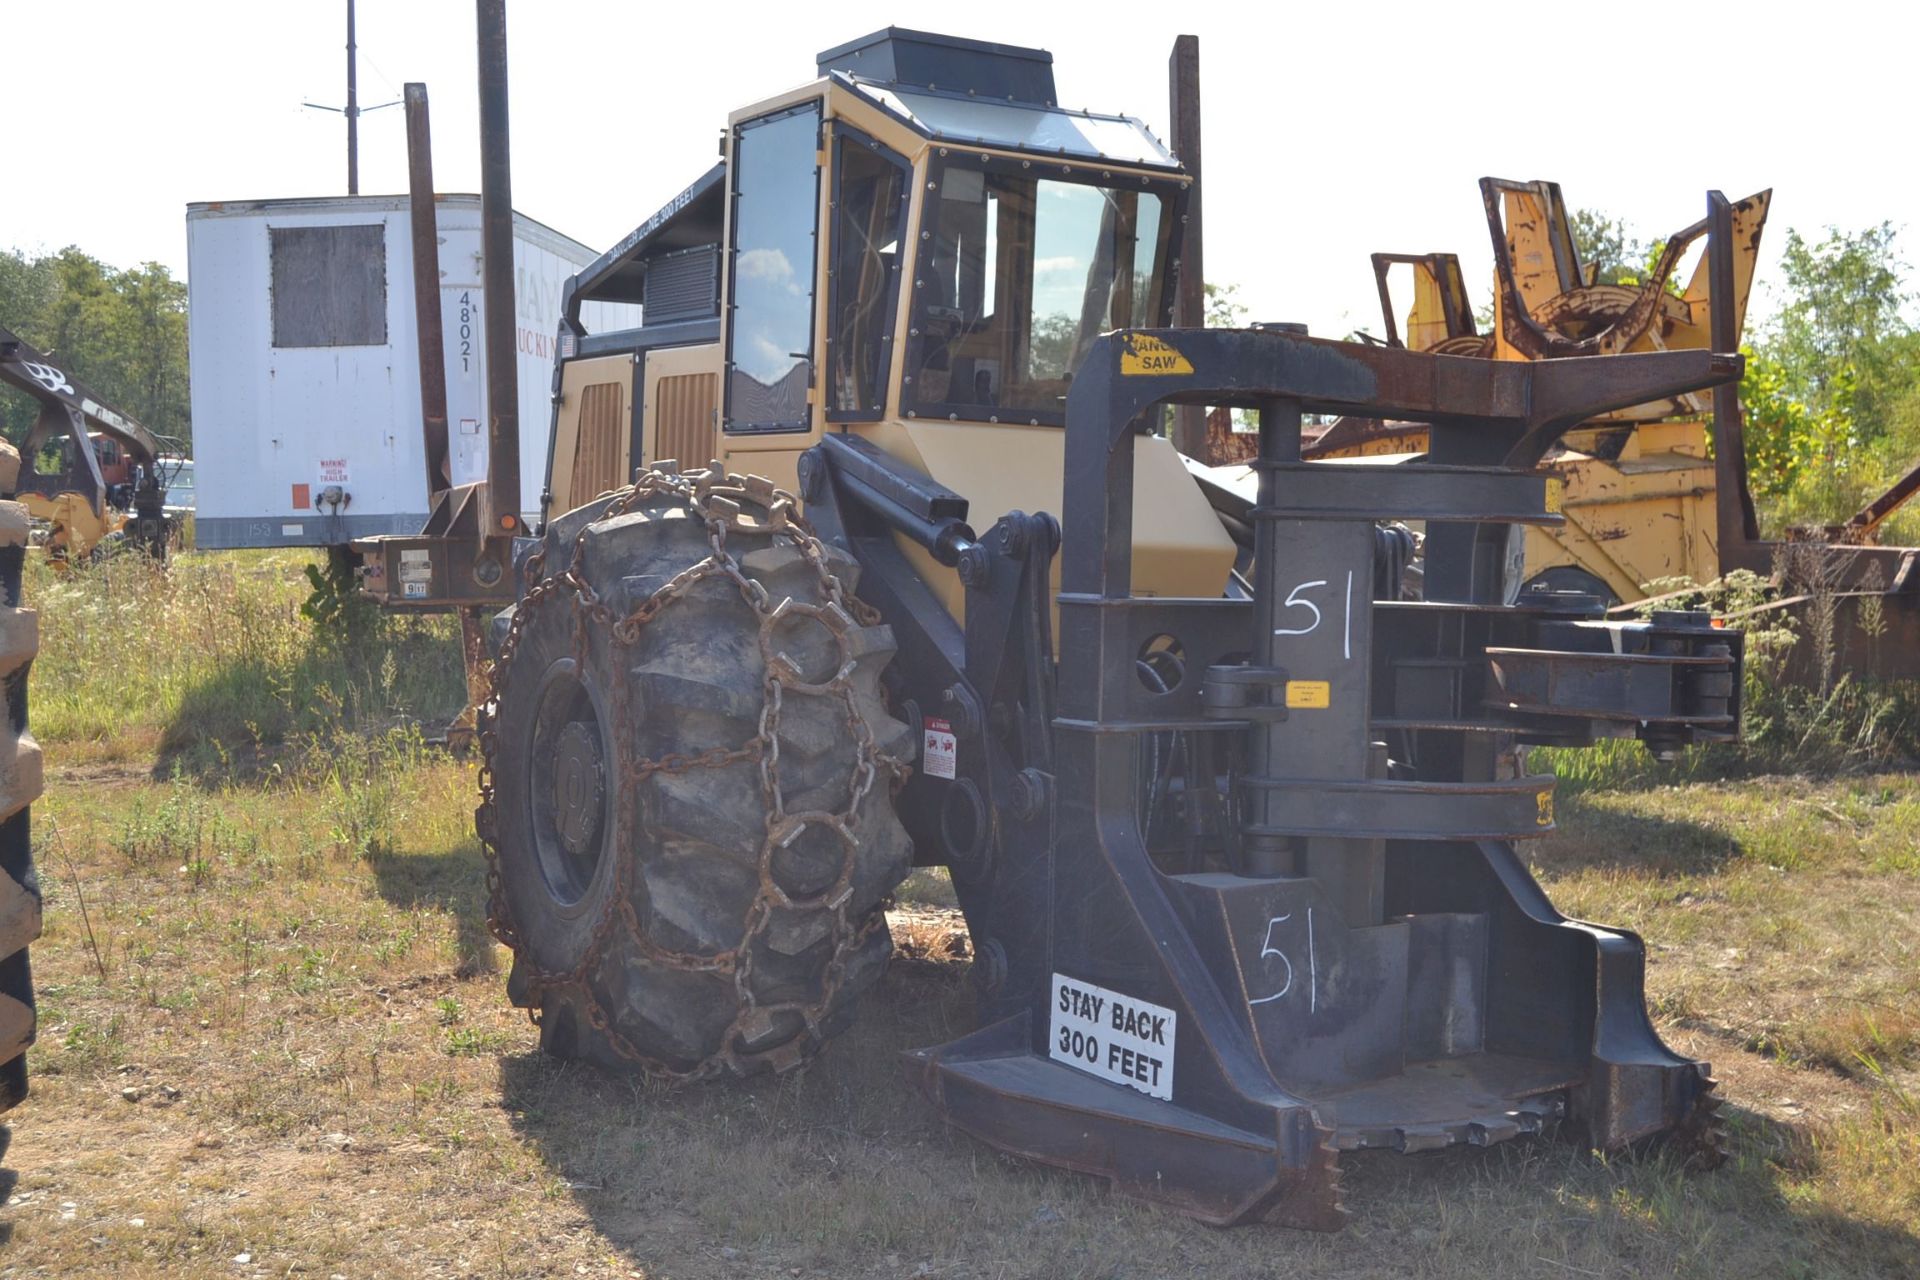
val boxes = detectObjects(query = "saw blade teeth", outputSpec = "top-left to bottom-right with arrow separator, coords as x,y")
1264,1134 -> 1348,1231
1675,1073 -> 1730,1171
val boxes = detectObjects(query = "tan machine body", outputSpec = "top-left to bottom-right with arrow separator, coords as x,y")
544,77 -> 1233,620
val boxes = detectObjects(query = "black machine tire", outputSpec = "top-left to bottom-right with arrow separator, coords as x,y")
0,442 -> 42,1111
481,467 -> 914,1078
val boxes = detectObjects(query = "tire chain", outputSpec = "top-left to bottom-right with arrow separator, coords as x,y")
476,463 -> 907,1080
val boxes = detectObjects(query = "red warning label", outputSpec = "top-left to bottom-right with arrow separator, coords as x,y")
922,716 -> 957,779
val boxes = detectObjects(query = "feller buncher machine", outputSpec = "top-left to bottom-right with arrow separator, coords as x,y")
366,16 -> 1749,1227
0,324 -> 176,564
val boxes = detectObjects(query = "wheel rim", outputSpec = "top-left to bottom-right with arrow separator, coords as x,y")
526,660 -> 611,907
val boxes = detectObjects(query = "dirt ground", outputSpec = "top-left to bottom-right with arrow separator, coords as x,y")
2,760 -> 1917,1279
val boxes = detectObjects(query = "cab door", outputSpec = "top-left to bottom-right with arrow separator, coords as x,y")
715,99 -> 823,494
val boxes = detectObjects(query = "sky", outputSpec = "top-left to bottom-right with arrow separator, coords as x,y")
3,0 -> 1913,342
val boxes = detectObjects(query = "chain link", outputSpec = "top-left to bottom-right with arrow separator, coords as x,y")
475,465 -> 908,1080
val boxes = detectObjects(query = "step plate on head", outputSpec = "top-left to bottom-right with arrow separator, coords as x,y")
1314,1052 -> 1577,1153
904,1017 -> 1347,1230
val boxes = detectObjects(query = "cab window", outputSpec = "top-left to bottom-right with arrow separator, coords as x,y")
907,154 -> 1173,424
826,128 -> 909,421
724,103 -> 821,433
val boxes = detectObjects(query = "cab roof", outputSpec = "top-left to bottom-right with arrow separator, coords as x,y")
819,27 -> 1178,171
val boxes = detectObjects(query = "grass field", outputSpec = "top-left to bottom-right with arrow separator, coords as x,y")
2,551 -> 1916,1278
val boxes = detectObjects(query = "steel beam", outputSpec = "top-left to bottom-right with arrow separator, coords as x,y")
1168,35 -> 1207,459
476,0 -> 520,539
405,82 -> 452,508
1707,189 -> 1762,570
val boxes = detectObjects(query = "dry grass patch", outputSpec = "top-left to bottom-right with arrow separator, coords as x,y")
0,755 -> 1913,1278
1538,775 -> 1920,1084
3,553 -> 1916,1276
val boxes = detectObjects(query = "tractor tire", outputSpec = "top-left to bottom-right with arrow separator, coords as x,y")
482,467 -> 914,1078
0,442 -> 42,1111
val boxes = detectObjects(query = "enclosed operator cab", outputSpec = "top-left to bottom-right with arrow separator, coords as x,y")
543,27 -> 1235,613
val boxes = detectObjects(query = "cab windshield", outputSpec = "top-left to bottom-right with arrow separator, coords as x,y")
906,156 -> 1176,424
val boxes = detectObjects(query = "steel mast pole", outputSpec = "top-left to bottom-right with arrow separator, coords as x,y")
346,0 -> 360,194
476,0 -> 521,542
1169,35 -> 1207,460
405,83 -> 450,507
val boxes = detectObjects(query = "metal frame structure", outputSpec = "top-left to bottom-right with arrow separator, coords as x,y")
0,324 -> 174,559
444,23 -> 1766,1225
1319,178 -> 1920,682
1699,193 -> 1920,679
800,330 -> 1743,1226
356,3 -> 523,619
0,438 -> 41,1111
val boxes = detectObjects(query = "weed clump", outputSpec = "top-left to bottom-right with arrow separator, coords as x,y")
29,548 -> 467,773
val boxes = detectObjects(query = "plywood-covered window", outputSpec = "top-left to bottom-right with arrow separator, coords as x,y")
270,224 -> 388,348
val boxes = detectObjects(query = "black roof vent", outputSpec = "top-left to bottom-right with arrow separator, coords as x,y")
816,27 -> 1056,106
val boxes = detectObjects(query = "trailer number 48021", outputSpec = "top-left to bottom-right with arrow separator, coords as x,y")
459,292 -> 474,372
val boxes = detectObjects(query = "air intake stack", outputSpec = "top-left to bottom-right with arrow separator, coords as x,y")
816,27 -> 1058,106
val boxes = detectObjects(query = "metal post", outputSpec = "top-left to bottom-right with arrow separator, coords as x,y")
346,0 -> 359,195
476,0 -> 520,538
1244,397 -> 1300,876
1169,35 -> 1208,460
405,83 -> 450,506
1707,190 -> 1760,570
1246,395 -> 1382,912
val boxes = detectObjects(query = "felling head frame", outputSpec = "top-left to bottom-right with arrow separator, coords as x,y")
801,328 -> 1744,1227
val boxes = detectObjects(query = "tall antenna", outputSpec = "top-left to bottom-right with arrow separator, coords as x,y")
346,0 -> 359,193
303,0 -> 399,194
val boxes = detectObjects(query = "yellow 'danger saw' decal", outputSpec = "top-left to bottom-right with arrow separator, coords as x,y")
1120,334 -> 1194,376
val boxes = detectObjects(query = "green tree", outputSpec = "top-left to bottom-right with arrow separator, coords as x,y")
1766,224 -> 1911,424
112,262 -> 190,446
1740,349 -> 1859,515
0,250 -> 61,444
1204,281 -> 1246,328
1742,223 -> 1920,535
0,246 -> 191,452
1029,312 -> 1077,380
1569,208 -> 1648,287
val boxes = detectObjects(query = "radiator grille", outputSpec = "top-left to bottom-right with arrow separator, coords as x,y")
569,381 -> 626,502
643,246 -> 720,324
654,373 -> 718,469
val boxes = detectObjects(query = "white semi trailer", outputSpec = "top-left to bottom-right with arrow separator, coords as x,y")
186,195 -> 635,550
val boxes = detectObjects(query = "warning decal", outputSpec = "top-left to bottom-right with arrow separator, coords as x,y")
922,716 -> 957,780
1119,334 -> 1194,377
1049,973 -> 1176,1101
1284,680 -> 1331,709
